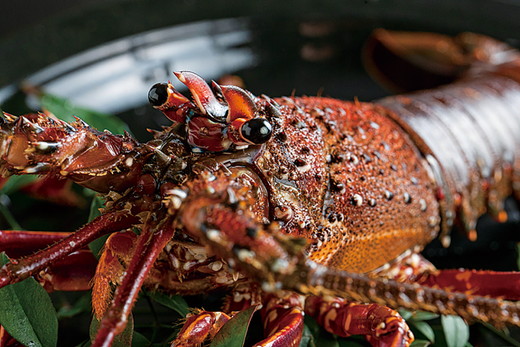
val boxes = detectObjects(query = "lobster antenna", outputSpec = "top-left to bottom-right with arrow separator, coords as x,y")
288,259 -> 520,328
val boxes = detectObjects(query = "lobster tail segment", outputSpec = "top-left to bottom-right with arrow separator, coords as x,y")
370,30 -> 520,239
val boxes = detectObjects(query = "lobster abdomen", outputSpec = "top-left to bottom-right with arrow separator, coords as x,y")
379,70 -> 520,242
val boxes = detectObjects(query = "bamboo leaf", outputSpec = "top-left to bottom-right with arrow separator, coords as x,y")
0,253 -> 58,347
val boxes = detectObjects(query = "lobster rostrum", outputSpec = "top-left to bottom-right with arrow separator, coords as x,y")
0,30 -> 520,347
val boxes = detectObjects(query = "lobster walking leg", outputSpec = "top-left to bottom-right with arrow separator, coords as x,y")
0,230 -> 71,254
173,311 -> 233,346
256,293 -> 304,347
0,211 -> 137,288
305,296 -> 413,347
91,219 -> 175,347
418,269 -> 520,301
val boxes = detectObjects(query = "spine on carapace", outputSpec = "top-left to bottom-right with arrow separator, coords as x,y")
373,34 -> 520,242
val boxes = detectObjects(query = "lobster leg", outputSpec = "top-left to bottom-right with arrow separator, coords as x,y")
173,285 -> 304,347
172,311 -> 233,346
418,269 -> 520,301
0,230 -> 97,291
91,218 -> 174,347
256,292 -> 304,347
305,296 -> 413,347
0,211 -> 137,289
375,252 -> 520,301
0,230 -> 72,257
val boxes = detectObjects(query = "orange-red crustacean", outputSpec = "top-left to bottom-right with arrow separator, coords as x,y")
0,29 -> 520,347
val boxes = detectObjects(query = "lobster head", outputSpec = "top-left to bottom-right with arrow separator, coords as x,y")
148,71 -> 273,152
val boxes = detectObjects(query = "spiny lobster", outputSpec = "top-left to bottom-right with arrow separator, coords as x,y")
0,29 -> 520,347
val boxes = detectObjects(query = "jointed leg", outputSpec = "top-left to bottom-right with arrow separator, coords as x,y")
0,211 -> 138,288
256,292 -> 304,347
91,219 -> 175,347
0,230 -> 72,257
305,296 -> 413,347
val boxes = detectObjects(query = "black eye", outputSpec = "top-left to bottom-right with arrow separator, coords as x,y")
241,118 -> 272,144
148,83 -> 169,106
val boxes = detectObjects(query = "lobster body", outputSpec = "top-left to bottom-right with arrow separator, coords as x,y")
249,96 -> 440,273
1,30 -> 520,347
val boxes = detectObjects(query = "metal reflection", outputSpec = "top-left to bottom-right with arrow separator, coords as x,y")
1,18 -> 255,114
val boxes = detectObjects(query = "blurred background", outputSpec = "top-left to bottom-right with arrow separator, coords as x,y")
0,0 -> 519,345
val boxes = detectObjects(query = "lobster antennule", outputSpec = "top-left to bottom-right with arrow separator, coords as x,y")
220,85 -> 257,123
174,71 -> 228,119
220,84 -> 273,145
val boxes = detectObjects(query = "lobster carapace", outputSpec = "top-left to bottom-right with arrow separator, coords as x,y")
0,29 -> 519,347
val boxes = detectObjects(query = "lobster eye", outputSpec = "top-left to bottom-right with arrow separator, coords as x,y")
241,118 -> 272,144
148,83 -> 169,106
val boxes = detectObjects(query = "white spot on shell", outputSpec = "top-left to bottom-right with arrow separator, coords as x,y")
419,199 -> 427,212
351,194 -> 363,206
235,145 -> 249,150
125,157 -> 134,167
296,163 -> 312,173
209,261 -> 223,272
270,258 -> 289,273
170,196 -> 183,210
215,274 -> 230,284
206,229 -> 221,242
237,249 -> 255,262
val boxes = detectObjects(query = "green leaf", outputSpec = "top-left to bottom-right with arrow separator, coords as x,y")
40,93 -> 129,135
337,336 -> 367,346
0,199 -> 22,230
146,290 -> 190,317
56,293 -> 92,319
210,305 -> 259,347
0,175 -> 37,195
131,331 -> 150,347
0,253 -> 58,347
299,323 -> 315,347
441,315 -> 470,347
90,313 -> 134,347
398,309 -> 413,320
410,340 -> 432,347
410,320 -> 435,342
411,311 -> 440,321
88,195 -> 105,222
88,195 -> 108,258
